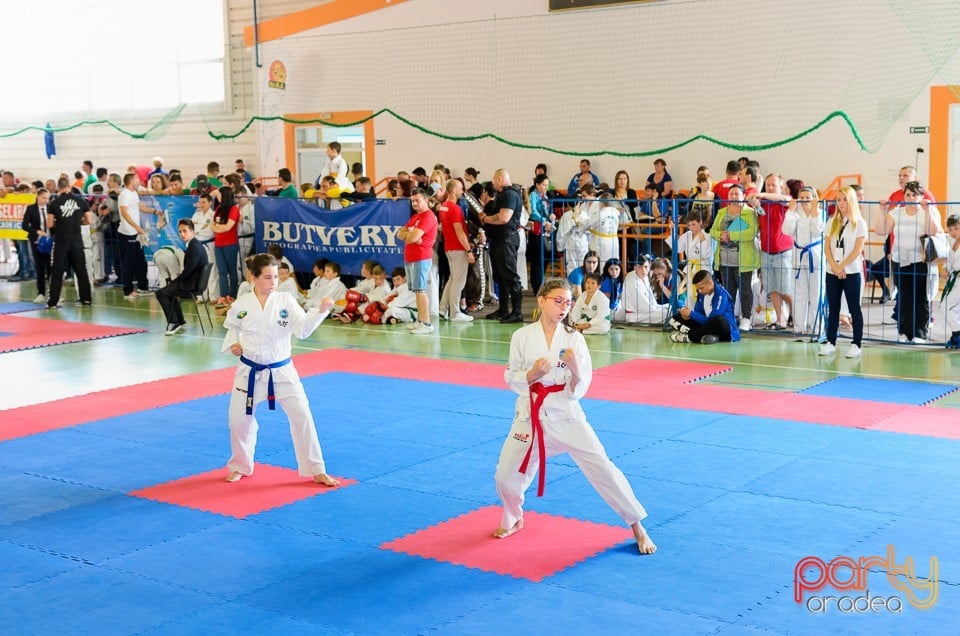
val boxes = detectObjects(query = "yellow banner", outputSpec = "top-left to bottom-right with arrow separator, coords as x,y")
0,192 -> 35,240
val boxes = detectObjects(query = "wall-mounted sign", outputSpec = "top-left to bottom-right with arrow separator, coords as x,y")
909,126 -> 929,134
268,60 -> 287,90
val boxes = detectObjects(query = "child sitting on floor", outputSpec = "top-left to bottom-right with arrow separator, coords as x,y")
381,267 -> 419,324
571,272 -> 611,334
306,260 -> 347,310
668,270 -> 740,344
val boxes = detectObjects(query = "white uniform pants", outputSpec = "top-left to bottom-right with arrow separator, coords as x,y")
227,373 -> 327,477
944,287 -> 960,333
793,267 -> 823,334
494,416 -> 646,531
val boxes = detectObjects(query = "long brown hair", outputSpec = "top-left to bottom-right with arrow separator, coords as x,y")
248,253 -> 279,277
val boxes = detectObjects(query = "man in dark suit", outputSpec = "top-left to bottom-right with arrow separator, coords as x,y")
20,188 -> 52,303
157,218 -> 209,335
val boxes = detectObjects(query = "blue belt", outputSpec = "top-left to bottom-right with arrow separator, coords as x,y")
239,355 -> 291,415
794,238 -> 823,279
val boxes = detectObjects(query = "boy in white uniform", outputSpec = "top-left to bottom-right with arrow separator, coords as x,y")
382,268 -> 418,324
677,210 -> 714,309
571,272 -> 611,334
782,187 -> 824,336
588,201 -> 622,266
306,260 -> 347,309
192,193 -> 219,301
315,142 -> 351,191
277,262 -> 302,301
620,256 -> 670,325
941,215 -> 960,349
222,253 -> 339,485
493,278 -> 656,554
555,187 -> 595,276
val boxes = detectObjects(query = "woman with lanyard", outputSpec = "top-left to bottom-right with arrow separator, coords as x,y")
222,253 -> 340,486
492,278 -> 656,554
875,180 -> 943,343
820,186 -> 868,358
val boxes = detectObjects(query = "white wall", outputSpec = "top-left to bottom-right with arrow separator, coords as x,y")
257,0 -> 957,198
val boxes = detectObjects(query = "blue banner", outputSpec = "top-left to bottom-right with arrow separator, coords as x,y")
138,195 -> 198,258
254,198 -> 409,275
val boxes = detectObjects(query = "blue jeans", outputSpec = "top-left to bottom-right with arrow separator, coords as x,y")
216,244 -> 240,298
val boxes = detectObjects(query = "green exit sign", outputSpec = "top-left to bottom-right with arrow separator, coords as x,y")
909,126 -> 929,134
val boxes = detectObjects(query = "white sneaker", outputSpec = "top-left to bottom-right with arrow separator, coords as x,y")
913,337 -> 927,344
670,331 -> 689,343
32,294 -> 45,304
845,344 -> 861,358
411,322 -> 435,335
439,310 -> 450,321
739,318 -> 752,332
407,321 -> 421,331
138,289 -> 154,296
124,293 -> 139,300
451,313 -> 474,322
897,334 -> 909,343
818,343 -> 835,356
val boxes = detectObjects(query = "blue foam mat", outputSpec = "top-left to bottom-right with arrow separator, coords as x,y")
0,301 -> 41,315
1,371 -> 958,634
799,375 -> 959,405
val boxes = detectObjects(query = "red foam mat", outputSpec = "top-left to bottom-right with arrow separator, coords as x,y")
0,348 -> 949,442
381,505 -> 633,582
0,314 -> 147,353
130,464 -> 355,519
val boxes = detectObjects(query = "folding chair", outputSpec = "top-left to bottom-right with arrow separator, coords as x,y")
176,261 -> 214,333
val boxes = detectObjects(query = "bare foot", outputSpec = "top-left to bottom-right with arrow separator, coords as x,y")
632,522 -> 657,555
313,473 -> 340,487
493,518 -> 524,539
225,471 -> 243,483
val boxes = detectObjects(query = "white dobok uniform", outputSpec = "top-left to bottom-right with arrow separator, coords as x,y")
782,207 -> 824,333
570,289 -> 611,334
620,271 -> 670,325
677,230 -> 714,308
942,244 -> 960,333
192,208 -> 219,299
495,322 -> 647,531
308,277 -> 347,310
382,282 -> 418,323
222,291 -> 331,477
589,205 -> 622,265
556,202 -> 594,275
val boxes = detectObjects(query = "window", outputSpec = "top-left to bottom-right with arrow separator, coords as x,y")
0,0 -> 225,120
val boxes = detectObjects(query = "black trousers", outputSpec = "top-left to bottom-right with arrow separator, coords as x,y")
157,280 -> 192,325
893,261 -> 929,340
30,241 -> 51,296
119,234 -> 149,295
489,232 -> 522,316
527,232 -> 545,295
672,313 -> 733,342
48,235 -> 91,305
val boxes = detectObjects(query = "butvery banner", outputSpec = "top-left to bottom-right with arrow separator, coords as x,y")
139,195 -> 199,258
0,193 -> 34,240
254,198 -> 408,275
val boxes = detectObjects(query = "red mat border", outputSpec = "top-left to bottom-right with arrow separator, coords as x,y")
0,348 -> 956,443
0,314 -> 147,354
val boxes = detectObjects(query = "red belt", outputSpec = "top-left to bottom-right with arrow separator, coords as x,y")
518,381 -> 565,497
